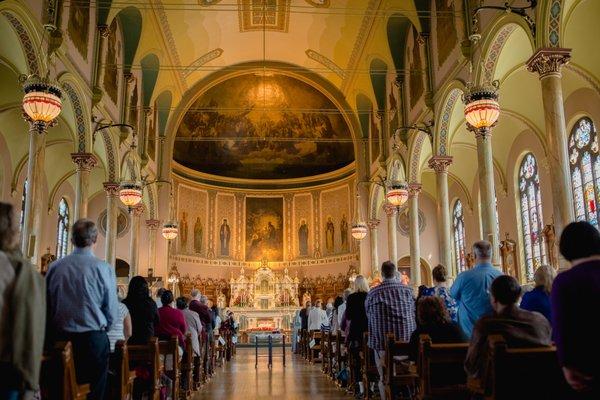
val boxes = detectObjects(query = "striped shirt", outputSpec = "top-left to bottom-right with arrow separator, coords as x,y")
366,278 -> 416,351
107,302 -> 129,352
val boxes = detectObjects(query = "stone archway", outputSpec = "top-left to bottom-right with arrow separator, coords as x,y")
397,256 -> 431,286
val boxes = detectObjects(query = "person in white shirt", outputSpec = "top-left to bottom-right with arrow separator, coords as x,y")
337,288 -> 352,327
308,299 -> 328,331
175,296 -> 202,356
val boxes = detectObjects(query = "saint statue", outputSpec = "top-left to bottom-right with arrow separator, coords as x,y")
298,219 -> 309,256
180,212 -> 188,253
325,216 -> 335,254
220,218 -> 231,256
193,217 -> 203,254
340,214 -> 348,252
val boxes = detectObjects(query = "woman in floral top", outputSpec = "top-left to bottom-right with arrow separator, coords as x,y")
422,265 -> 458,322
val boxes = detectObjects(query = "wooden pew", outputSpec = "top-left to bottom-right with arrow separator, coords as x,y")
192,332 -> 204,390
480,335 -> 572,399
128,337 -> 161,400
308,330 -> 323,363
335,330 -> 349,387
109,340 -> 135,400
158,336 -> 180,400
383,334 -> 418,400
361,332 -> 379,400
180,333 -> 194,399
418,334 -> 470,399
40,341 -> 90,400
321,328 -> 332,375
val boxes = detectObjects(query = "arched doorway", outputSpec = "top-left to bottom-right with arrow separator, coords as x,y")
397,256 -> 432,286
115,258 -> 130,279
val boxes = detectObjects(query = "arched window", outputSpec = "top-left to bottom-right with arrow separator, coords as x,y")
518,153 -> 546,280
56,198 -> 70,258
453,200 -> 467,273
569,117 -> 600,227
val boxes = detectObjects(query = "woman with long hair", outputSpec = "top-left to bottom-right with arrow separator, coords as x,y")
123,276 -> 160,344
0,202 -> 45,399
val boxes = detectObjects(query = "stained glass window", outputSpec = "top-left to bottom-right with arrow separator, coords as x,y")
518,153 -> 547,280
569,117 -> 600,228
453,200 -> 467,273
56,198 -> 70,259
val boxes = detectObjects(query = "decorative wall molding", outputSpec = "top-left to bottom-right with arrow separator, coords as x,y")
173,252 -> 357,267
1,11 -> 40,75
183,48 -> 224,77
305,49 -> 345,79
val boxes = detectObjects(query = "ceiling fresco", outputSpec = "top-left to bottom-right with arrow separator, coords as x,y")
173,73 -> 355,180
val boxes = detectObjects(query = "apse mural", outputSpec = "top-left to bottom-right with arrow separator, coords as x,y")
173,73 -> 354,179
245,197 -> 284,261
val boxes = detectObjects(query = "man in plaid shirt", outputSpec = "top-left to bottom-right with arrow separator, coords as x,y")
366,261 -> 416,399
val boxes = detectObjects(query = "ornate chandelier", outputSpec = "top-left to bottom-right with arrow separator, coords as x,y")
118,181 -> 143,208
22,76 -> 62,131
463,82 -> 500,130
351,222 -> 368,240
385,182 -> 409,207
162,221 -> 179,240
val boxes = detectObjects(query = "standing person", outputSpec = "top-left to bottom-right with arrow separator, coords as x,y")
520,264 -> 555,323
299,300 -> 311,331
123,276 -> 159,345
106,288 -> 132,353
465,275 -> 551,378
189,289 -> 212,330
337,288 -> 352,328
342,275 -> 369,397
155,290 -> 187,346
0,202 -> 45,399
331,296 -> 344,332
308,299 -> 327,331
46,219 -> 118,399
154,287 -> 165,308
450,241 -> 503,338
176,297 -> 202,357
366,261 -> 416,400
552,222 -> 600,395
422,265 -> 458,322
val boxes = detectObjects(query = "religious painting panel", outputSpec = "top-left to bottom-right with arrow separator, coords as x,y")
320,186 -> 350,255
177,185 -> 208,256
370,111 -> 380,164
435,0 -> 458,67
294,194 -> 312,258
245,197 -> 283,262
67,0 -> 90,60
409,27 -> 424,109
216,194 -> 236,258
173,73 -> 354,180
103,20 -> 121,105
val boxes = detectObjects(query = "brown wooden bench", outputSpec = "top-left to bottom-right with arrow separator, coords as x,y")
478,335 -> 573,399
128,337 -> 161,400
159,335 -> 180,400
109,340 -> 135,400
418,334 -> 470,400
321,328 -> 333,375
361,332 -> 379,399
40,341 -> 90,400
334,330 -> 348,386
308,330 -> 323,363
180,333 -> 194,399
383,334 -> 418,400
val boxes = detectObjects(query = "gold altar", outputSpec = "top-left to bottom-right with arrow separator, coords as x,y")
229,263 -> 300,332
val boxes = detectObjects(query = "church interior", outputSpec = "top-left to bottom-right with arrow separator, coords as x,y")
1,0 -> 599,399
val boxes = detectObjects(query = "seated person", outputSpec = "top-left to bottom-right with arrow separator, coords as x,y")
465,275 -> 551,378
409,296 -> 466,361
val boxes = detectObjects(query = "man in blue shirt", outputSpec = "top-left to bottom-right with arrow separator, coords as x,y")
450,240 -> 502,338
46,219 -> 118,399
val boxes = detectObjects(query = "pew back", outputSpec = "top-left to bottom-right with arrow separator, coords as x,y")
128,337 -> 161,400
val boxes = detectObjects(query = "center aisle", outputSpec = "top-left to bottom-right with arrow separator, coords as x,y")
193,348 -> 352,399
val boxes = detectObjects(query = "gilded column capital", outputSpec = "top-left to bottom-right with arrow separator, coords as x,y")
467,124 -> 494,140
103,182 -> 120,196
367,219 -> 380,229
145,219 -> 160,230
526,48 -> 571,79
124,73 -> 136,87
383,203 -> 397,216
71,152 -> 98,172
408,183 -> 422,197
428,156 -> 453,173
97,24 -> 110,38
132,203 -> 145,217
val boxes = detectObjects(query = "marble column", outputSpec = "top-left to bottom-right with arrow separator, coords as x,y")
129,204 -> 144,277
472,127 -> 501,266
21,120 -> 49,260
103,182 -> 119,266
384,203 -> 398,264
428,156 -> 454,274
71,153 -> 98,221
92,24 -> 110,104
526,48 -> 574,242
146,219 -> 160,276
367,219 -> 380,277
409,183 -> 422,285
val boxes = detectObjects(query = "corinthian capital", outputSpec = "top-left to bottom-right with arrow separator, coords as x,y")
71,153 -> 98,172
428,156 -> 453,173
103,181 -> 120,196
367,219 -> 380,229
526,48 -> 571,79
97,24 -> 110,39
145,219 -> 160,230
408,183 -> 422,197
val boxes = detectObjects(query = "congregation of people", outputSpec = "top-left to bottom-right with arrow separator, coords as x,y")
0,202 -> 237,399
295,223 -> 600,399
